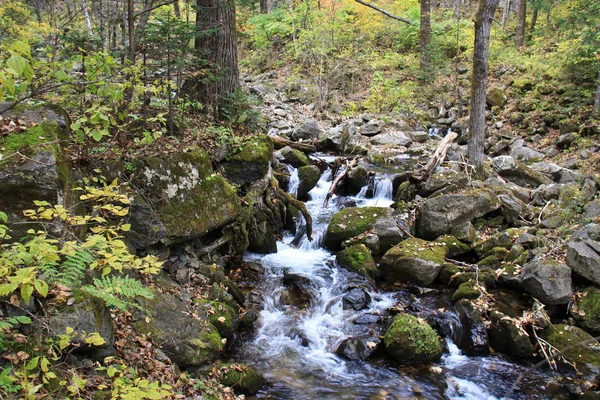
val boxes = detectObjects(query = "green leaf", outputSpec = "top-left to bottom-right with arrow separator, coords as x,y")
9,40 -> 31,57
33,200 -> 51,207
6,55 -> 31,79
34,279 -> 49,298
0,282 -> 19,296
25,357 -> 40,371
0,211 -> 7,223
21,284 -> 34,303
14,316 -> 32,324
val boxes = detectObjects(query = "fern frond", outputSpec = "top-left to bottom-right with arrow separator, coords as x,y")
60,249 -> 94,287
81,275 -> 153,311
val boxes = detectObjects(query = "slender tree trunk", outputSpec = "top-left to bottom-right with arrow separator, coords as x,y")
468,0 -> 500,177
420,0 -> 431,71
453,0 -> 460,18
593,66 -> 600,117
515,0 -> 526,48
260,0 -> 275,13
174,0 -> 181,17
128,0 -> 135,61
527,7 -> 537,41
431,0 -> 437,12
501,0 -> 510,28
546,5 -> 551,27
82,0 -> 95,38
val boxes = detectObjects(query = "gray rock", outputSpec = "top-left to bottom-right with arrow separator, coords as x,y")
520,259 -> 572,305
531,184 -> 561,206
410,131 -> 429,143
370,131 -> 412,146
278,146 -> 310,168
488,310 -> 533,358
335,334 -> 381,361
510,145 -> 545,162
342,287 -> 371,310
498,192 -> 533,225
567,224 -> 600,285
515,233 -> 539,249
492,156 -> 552,188
422,168 -> 468,197
373,215 -> 409,253
379,238 -> 447,286
584,200 -> 600,220
415,189 -> 501,240
359,120 -> 384,136
297,165 -> 321,200
291,119 -> 323,141
344,165 -> 368,195
556,132 -> 576,148
531,162 -> 582,184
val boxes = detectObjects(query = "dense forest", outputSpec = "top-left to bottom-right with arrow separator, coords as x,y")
1,0 -> 600,397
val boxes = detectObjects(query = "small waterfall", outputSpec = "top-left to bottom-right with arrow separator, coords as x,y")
373,177 -> 393,201
287,165 -> 300,197
356,173 -> 394,207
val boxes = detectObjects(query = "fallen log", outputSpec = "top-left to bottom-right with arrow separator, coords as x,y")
323,158 -> 359,207
411,131 -> 458,183
270,135 -> 317,153
270,177 -> 313,241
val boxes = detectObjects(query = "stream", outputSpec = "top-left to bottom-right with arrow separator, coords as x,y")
238,159 -> 558,400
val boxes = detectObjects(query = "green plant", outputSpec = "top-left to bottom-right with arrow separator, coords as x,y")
81,275 -> 153,311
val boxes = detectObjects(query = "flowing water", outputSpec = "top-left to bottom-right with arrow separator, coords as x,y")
239,162 -> 557,399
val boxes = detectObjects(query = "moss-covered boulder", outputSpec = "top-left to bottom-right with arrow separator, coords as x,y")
130,292 -> 222,366
453,282 -> 481,300
540,324 -> 600,379
486,87 -> 506,108
324,207 -> 392,250
215,363 -> 265,395
512,78 -> 535,92
195,300 -> 239,338
384,313 -> 443,364
571,287 -> 600,336
488,310 -> 533,358
221,135 -> 273,189
379,238 -> 447,286
473,228 -> 522,257
297,165 -> 321,200
336,244 -> 379,280
196,263 -> 245,306
435,235 -> 471,257
415,189 -> 501,240
0,104 -> 77,240
278,146 -> 310,168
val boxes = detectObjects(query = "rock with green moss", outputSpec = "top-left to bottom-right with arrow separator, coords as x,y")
277,146 -> 310,168
336,244 -> 379,280
453,282 -> 481,300
130,292 -> 223,366
379,238 -> 448,286
488,310 -> 533,358
383,313 -> 442,364
487,87 -> 506,108
0,104 -> 77,240
215,363 -> 265,395
297,165 -> 321,200
473,228 -> 522,257
221,135 -> 273,189
451,270 -> 496,288
512,78 -> 535,91
492,156 -> 552,188
540,324 -> 600,379
195,300 -> 239,338
571,287 -> 600,336
435,235 -> 471,257
324,207 -> 392,250
520,259 -> 572,305
415,189 -> 501,240
196,263 -> 245,305
437,263 -> 460,285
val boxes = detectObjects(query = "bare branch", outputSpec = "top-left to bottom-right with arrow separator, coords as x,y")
354,0 -> 414,25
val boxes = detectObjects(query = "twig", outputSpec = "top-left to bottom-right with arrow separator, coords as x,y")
354,0 -> 414,25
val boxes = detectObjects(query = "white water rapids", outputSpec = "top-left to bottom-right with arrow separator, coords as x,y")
240,162 -> 554,399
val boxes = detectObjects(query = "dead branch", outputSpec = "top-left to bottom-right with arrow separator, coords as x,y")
411,131 -> 458,183
323,158 -> 359,207
271,135 -> 317,153
354,0 -> 414,25
270,177 -> 313,241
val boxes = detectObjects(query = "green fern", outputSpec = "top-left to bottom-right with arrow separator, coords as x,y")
81,276 -> 153,311
40,249 -> 94,288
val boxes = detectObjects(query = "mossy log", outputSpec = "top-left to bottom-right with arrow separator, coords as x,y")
270,177 -> 313,241
271,135 -> 317,153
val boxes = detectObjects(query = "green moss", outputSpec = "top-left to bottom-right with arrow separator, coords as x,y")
383,237 -> 447,264
195,300 -> 239,338
453,282 -> 481,300
230,135 -> 273,165
383,313 -> 442,364
215,363 -> 264,395
577,288 -> 600,318
540,324 -> 600,377
189,327 -> 224,364
336,244 -> 378,279
437,263 -> 460,285
452,270 -> 496,288
473,228 -> 522,256
435,235 -> 471,257
513,78 -> 535,92
2,122 -> 61,157
324,207 -> 392,250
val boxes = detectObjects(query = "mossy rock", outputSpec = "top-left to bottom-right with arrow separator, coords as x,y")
488,310 -> 533,358
473,228 -> 522,257
336,244 -> 379,280
571,287 -> 600,336
324,207 -> 392,250
297,165 -> 321,200
215,363 -> 265,395
486,87 -> 506,108
196,264 -> 245,305
540,324 -> 600,379
451,270 -> 496,288
453,282 -> 481,300
221,135 -> 273,189
379,238 -> 447,286
279,146 -> 310,168
130,292 -> 223,366
195,300 -> 239,338
383,313 -> 442,364
437,263 -> 460,285
435,235 -> 471,257
513,78 -> 535,92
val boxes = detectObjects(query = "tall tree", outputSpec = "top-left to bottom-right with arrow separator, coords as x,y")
420,0 -> 431,71
260,0 -> 275,13
515,0 -> 526,48
468,0 -> 500,176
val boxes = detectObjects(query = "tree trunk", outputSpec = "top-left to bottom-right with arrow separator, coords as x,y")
82,0 -> 95,38
174,0 -> 181,17
420,0 -> 431,71
128,0 -> 135,61
453,0 -> 460,18
501,0 -> 510,28
468,0 -> 500,178
260,0 -> 275,13
593,66 -> 600,117
527,7 -> 537,41
515,0 -> 526,48
186,0 -> 239,117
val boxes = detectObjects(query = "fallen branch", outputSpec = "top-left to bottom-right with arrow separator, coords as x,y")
270,135 -> 316,153
354,0 -> 414,25
411,131 -> 458,183
270,177 -> 313,241
323,158 -> 359,207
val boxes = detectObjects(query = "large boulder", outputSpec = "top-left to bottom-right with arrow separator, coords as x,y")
318,122 -> 366,154
567,224 -> 600,285
384,313 -> 443,364
487,310 -> 533,358
291,119 -> 323,141
130,292 -> 223,366
570,287 -> 600,336
221,135 -> 273,189
297,165 -> 321,200
277,146 -> 310,168
415,189 -> 501,240
379,238 -> 447,286
370,132 -> 412,146
195,300 -> 239,338
324,207 -> 388,250
540,324 -> 600,379
492,156 -> 552,188
336,244 -> 379,280
520,259 -> 572,305
531,162 -> 581,184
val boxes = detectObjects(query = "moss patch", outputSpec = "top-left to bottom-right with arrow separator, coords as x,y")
215,363 -> 264,395
540,324 -> 600,378
324,207 -> 392,250
453,282 -> 481,300
384,313 -> 442,364
336,244 -> 378,280
435,235 -> 471,257
195,300 -> 239,338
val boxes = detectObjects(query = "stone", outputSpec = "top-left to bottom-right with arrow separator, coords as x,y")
454,300 -> 489,356
531,162 -> 582,184
435,235 -> 471,257
571,287 -> 600,336
370,131 -> 412,146
278,146 -> 310,168
421,168 -> 468,197
359,120 -> 384,136
453,282 -> 481,300
515,233 -> 539,249
372,214 -> 409,253
540,324 -> 600,379
291,119 -> 323,141
342,287 -> 371,310
520,259 -> 572,305
297,165 -> 321,200
410,131 -> 429,143
583,200 -> 600,220
336,244 -> 379,280
415,189 -> 501,240
559,123 -> 579,135
497,192 -> 533,225
195,300 -> 239,338
488,310 -> 533,358
379,238 -> 447,286
556,132 -> 576,148
215,363 -> 265,395
335,334 -> 381,360
383,313 -> 443,364
492,156 -> 552,188
222,135 -> 273,189
343,165 -> 368,195
486,87 -> 506,108
567,224 -> 600,285
196,263 -> 245,305
324,207 -> 393,250
510,145 -> 544,162
130,292 -> 222,366
282,271 -> 314,306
